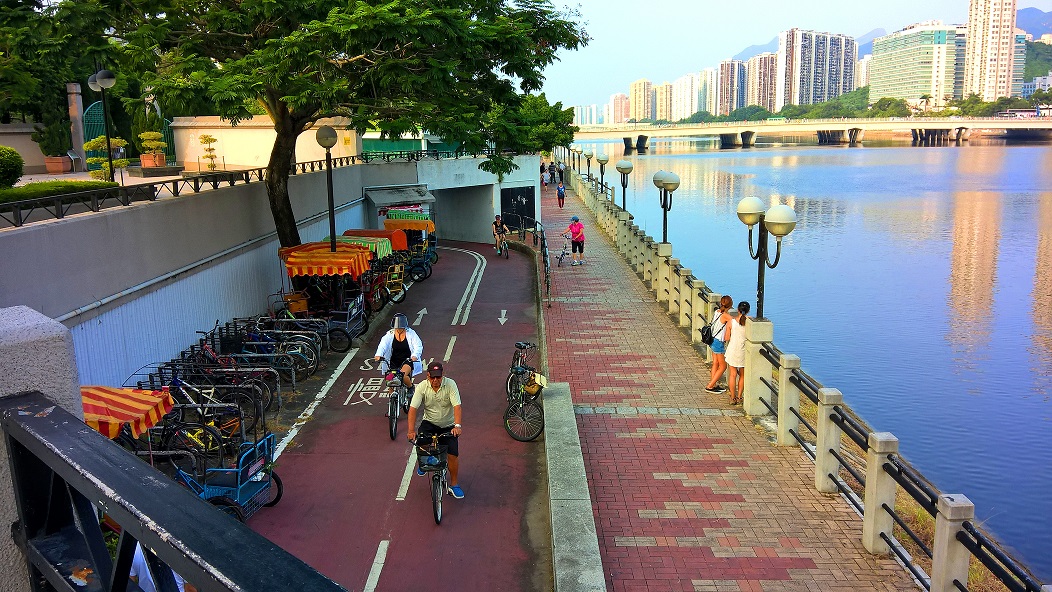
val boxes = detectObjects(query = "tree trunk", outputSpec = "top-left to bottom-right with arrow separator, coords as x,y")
265,117 -> 303,247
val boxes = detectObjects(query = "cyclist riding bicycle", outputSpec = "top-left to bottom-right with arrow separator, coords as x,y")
373,313 -> 423,388
492,214 -> 510,251
408,362 -> 464,498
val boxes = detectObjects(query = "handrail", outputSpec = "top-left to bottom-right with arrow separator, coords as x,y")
501,212 -> 552,308
957,522 -> 1044,592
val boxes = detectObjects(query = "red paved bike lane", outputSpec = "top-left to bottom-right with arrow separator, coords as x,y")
250,241 -> 552,592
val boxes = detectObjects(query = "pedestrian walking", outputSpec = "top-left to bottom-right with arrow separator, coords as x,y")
704,296 -> 733,394
724,301 -> 750,405
542,169 -> 550,188
548,161 -> 556,185
562,215 -> 585,265
557,161 -> 565,183
556,182 -> 565,208
540,162 -> 547,187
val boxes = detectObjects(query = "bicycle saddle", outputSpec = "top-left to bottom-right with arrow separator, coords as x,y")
515,341 -> 536,349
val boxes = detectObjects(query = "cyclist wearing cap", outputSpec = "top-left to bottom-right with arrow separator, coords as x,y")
562,215 -> 585,266
492,214 -> 510,252
408,362 -> 465,499
373,312 -> 423,388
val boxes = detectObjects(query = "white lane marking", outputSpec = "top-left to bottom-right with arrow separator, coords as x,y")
444,246 -> 486,325
395,446 -> 417,501
498,309 -> 508,325
443,335 -> 457,361
413,307 -> 427,326
363,539 -> 390,592
275,348 -> 359,461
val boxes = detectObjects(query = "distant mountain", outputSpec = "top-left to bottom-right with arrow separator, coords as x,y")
855,28 -> 887,57
732,28 -> 887,63
732,37 -> 777,62
1017,7 -> 1052,37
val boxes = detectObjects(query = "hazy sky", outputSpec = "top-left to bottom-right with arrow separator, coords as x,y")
539,0 -> 1052,107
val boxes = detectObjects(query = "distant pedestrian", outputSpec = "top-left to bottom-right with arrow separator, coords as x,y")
724,301 -> 750,405
562,215 -> 585,265
542,170 -> 550,187
540,162 -> 547,186
548,161 -> 556,184
557,161 -> 565,183
556,182 -> 565,208
704,296 -> 733,394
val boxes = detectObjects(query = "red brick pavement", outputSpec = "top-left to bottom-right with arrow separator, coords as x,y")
539,183 -> 917,591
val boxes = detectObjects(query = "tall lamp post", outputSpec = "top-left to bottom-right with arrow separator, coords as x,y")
316,125 -> 338,252
736,196 -> 797,319
615,160 -> 633,210
657,172 -> 679,243
596,153 -> 609,195
569,146 -> 578,171
573,146 -> 581,172
583,149 -> 593,180
87,70 -> 117,182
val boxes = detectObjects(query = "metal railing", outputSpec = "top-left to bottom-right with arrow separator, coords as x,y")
501,212 -> 552,307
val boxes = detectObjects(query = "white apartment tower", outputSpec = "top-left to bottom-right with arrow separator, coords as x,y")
609,93 -> 630,124
855,55 -> 872,89
718,60 -> 746,116
654,82 -> 673,121
746,52 -> 778,112
775,28 -> 858,111
870,22 -> 958,109
963,0 -> 1017,101
629,78 -> 653,121
699,68 -> 718,115
671,73 -> 700,121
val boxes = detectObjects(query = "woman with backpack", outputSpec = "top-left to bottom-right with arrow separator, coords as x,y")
704,296 -> 733,394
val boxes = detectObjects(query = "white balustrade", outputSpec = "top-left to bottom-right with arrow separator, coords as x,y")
814,388 -> 843,493
776,354 -> 801,446
742,318 -> 774,416
862,432 -> 899,554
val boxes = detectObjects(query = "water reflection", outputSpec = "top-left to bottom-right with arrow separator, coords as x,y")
946,191 -> 1001,362
1032,193 -> 1052,391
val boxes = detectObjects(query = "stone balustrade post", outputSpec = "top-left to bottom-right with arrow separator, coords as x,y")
862,432 -> 899,554
742,318 -> 774,417
677,270 -> 692,328
659,256 -> 677,306
776,354 -> 801,446
814,388 -> 843,493
631,227 -> 644,275
643,237 -> 656,287
654,244 -> 672,298
701,292 -> 721,363
930,495 -> 974,592
689,280 -> 707,344
617,212 -> 631,258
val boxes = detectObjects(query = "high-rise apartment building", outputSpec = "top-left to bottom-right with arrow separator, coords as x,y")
775,28 -> 858,111
671,73 -> 700,121
629,78 -> 653,121
870,21 -> 958,109
1012,30 -> 1027,98
654,82 -> 673,121
718,60 -> 746,116
699,68 -> 718,115
746,52 -> 778,112
573,104 -> 599,125
855,55 -> 872,88
954,25 -> 968,100
963,0 -> 1017,101
609,93 -> 630,124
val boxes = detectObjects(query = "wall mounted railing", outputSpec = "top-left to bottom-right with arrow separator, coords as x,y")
502,212 -> 552,307
566,168 -> 1048,592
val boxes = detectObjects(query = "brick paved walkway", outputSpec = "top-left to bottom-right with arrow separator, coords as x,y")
539,183 -> 917,592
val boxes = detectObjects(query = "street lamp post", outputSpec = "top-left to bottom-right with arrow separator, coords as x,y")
573,146 -> 581,172
88,70 -> 117,182
658,172 -> 679,243
615,160 -> 633,210
736,197 -> 798,319
316,125 -> 338,252
583,149 -> 593,180
596,153 -> 609,196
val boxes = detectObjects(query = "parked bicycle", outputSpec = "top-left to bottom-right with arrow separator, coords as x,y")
412,430 -> 454,524
555,233 -> 571,267
504,365 -> 544,442
507,341 -> 541,402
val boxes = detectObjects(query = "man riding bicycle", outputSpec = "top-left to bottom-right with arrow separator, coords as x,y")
407,362 -> 464,499
492,214 -> 510,252
373,313 -> 423,388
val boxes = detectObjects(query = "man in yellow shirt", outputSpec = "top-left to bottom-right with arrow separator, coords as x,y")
407,362 -> 464,498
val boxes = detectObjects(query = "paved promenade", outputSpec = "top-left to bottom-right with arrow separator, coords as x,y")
539,183 -> 917,592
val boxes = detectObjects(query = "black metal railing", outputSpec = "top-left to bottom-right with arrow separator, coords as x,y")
955,522 -> 1045,592
502,212 -> 552,307
0,391 -> 346,592
830,405 -> 871,451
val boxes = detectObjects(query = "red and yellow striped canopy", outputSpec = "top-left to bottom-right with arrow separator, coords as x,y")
278,242 -> 373,279
384,218 -> 435,233
81,386 -> 174,439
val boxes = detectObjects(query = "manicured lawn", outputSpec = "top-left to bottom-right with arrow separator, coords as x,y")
0,180 -> 120,204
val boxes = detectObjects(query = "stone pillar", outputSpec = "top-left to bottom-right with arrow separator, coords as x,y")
689,280 -> 707,344
776,354 -> 801,446
930,494 -> 974,592
677,269 -> 692,328
862,432 -> 899,554
67,83 -> 86,171
0,306 -> 83,592
742,318 -> 773,416
643,238 -> 656,288
632,228 -> 645,275
701,291 -> 721,363
654,243 -> 672,297
814,388 -> 842,493
659,256 -> 677,306
617,212 -> 631,258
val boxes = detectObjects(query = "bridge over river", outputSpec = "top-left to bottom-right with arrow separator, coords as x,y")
574,116 -> 1052,149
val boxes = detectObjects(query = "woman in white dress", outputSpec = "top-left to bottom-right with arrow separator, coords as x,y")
724,301 -> 750,405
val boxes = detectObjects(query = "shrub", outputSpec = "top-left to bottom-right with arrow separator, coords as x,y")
138,131 -> 166,154
0,145 -> 25,187
0,180 -> 118,204
83,135 -> 130,180
200,134 -> 218,170
31,116 -> 72,157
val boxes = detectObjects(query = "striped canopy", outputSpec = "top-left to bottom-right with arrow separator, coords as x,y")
342,229 -> 409,251
324,236 -> 394,259
386,209 -> 428,220
384,218 -> 435,233
278,242 -> 373,278
81,386 -> 174,439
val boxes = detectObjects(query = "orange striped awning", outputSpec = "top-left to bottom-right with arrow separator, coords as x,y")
81,386 -> 174,439
278,242 -> 374,279
384,218 -> 435,233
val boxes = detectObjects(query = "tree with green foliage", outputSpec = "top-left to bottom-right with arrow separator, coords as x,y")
679,110 -> 715,124
723,105 -> 773,121
495,93 -> 577,155
102,0 -> 587,247
866,97 -> 911,118
1024,41 -> 1052,82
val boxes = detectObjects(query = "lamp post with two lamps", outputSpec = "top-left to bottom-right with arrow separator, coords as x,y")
652,171 -> 680,244
583,149 -> 593,180
596,153 -> 609,196
87,70 -> 117,182
615,160 -> 633,210
315,125 -> 339,253
735,197 -> 797,319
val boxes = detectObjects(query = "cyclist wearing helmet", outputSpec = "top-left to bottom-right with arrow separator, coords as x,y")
492,214 -> 510,252
373,312 -> 424,388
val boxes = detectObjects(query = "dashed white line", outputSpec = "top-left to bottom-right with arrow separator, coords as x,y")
395,446 -> 417,501
443,335 -> 457,361
363,540 -> 390,592
274,348 -> 358,461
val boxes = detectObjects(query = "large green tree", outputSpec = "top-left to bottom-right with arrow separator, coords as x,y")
101,0 -> 587,247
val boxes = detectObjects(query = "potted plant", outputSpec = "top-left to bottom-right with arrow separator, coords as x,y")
137,131 -> 167,167
84,135 -> 130,181
199,134 -> 219,170
31,116 -> 73,174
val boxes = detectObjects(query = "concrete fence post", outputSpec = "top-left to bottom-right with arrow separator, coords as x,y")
643,238 -> 656,288
660,256 -> 678,307
617,212 -> 631,258
701,292 -> 720,363
862,432 -> 900,554
654,244 -> 672,298
930,494 -> 974,592
742,318 -> 774,417
689,281 -> 706,344
814,388 -> 843,493
677,270 -> 693,328
632,228 -> 644,275
776,354 -> 801,446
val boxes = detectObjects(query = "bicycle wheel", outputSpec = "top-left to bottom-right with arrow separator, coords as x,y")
431,473 -> 444,524
387,284 -> 407,303
503,401 -> 544,442
218,390 -> 259,437
208,496 -> 245,522
388,394 -> 398,440
283,342 -> 317,377
400,387 -> 411,414
428,250 -> 438,264
409,264 -> 428,282
241,378 -> 274,413
328,328 -> 352,353
166,423 -> 225,476
263,470 -> 283,507
505,372 -> 521,398
504,243 -> 509,259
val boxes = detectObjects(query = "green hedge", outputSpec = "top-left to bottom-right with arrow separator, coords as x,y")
0,146 -> 24,187
0,180 -> 120,204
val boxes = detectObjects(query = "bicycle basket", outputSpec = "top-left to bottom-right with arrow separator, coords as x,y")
283,292 -> 309,313
523,373 -> 543,396
415,444 -> 448,471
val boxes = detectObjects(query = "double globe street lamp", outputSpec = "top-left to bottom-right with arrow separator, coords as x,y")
736,196 -> 798,319
615,160 -> 633,209
316,125 -> 339,252
652,170 -> 680,244
596,153 -> 609,195
582,149 -> 593,180
87,69 -> 117,182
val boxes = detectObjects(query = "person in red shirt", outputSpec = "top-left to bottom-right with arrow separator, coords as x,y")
562,216 -> 585,266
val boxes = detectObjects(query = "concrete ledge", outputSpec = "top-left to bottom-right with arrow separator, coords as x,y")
545,382 -> 606,592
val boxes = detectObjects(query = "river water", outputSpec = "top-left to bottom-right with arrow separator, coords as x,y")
574,137 -> 1052,580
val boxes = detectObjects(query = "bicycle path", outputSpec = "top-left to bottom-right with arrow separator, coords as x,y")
540,182 -> 917,591
251,241 -> 551,592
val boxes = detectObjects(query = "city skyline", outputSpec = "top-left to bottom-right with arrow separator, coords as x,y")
540,0 -> 1052,107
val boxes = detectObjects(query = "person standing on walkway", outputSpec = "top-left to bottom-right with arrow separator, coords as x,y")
556,182 -> 565,208
408,362 -> 465,499
373,313 -> 423,388
562,215 -> 585,265
724,301 -> 750,404
548,161 -> 557,187
540,162 -> 547,188
557,161 -> 565,183
704,296 -> 733,394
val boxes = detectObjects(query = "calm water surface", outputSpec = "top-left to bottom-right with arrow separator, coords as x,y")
576,138 -> 1052,580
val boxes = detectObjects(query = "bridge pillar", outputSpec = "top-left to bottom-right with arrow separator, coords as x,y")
740,130 -> 756,147
623,137 -> 634,152
848,128 -> 864,144
635,135 -> 648,152
911,129 -> 919,143
718,133 -> 740,149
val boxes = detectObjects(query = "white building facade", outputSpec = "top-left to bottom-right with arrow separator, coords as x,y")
963,0 -> 1017,101
746,52 -> 778,112
671,73 -> 700,121
870,22 -> 959,109
699,68 -> 719,115
629,78 -> 653,121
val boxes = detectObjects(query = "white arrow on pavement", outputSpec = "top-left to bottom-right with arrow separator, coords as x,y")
414,308 -> 427,326
498,310 -> 508,325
